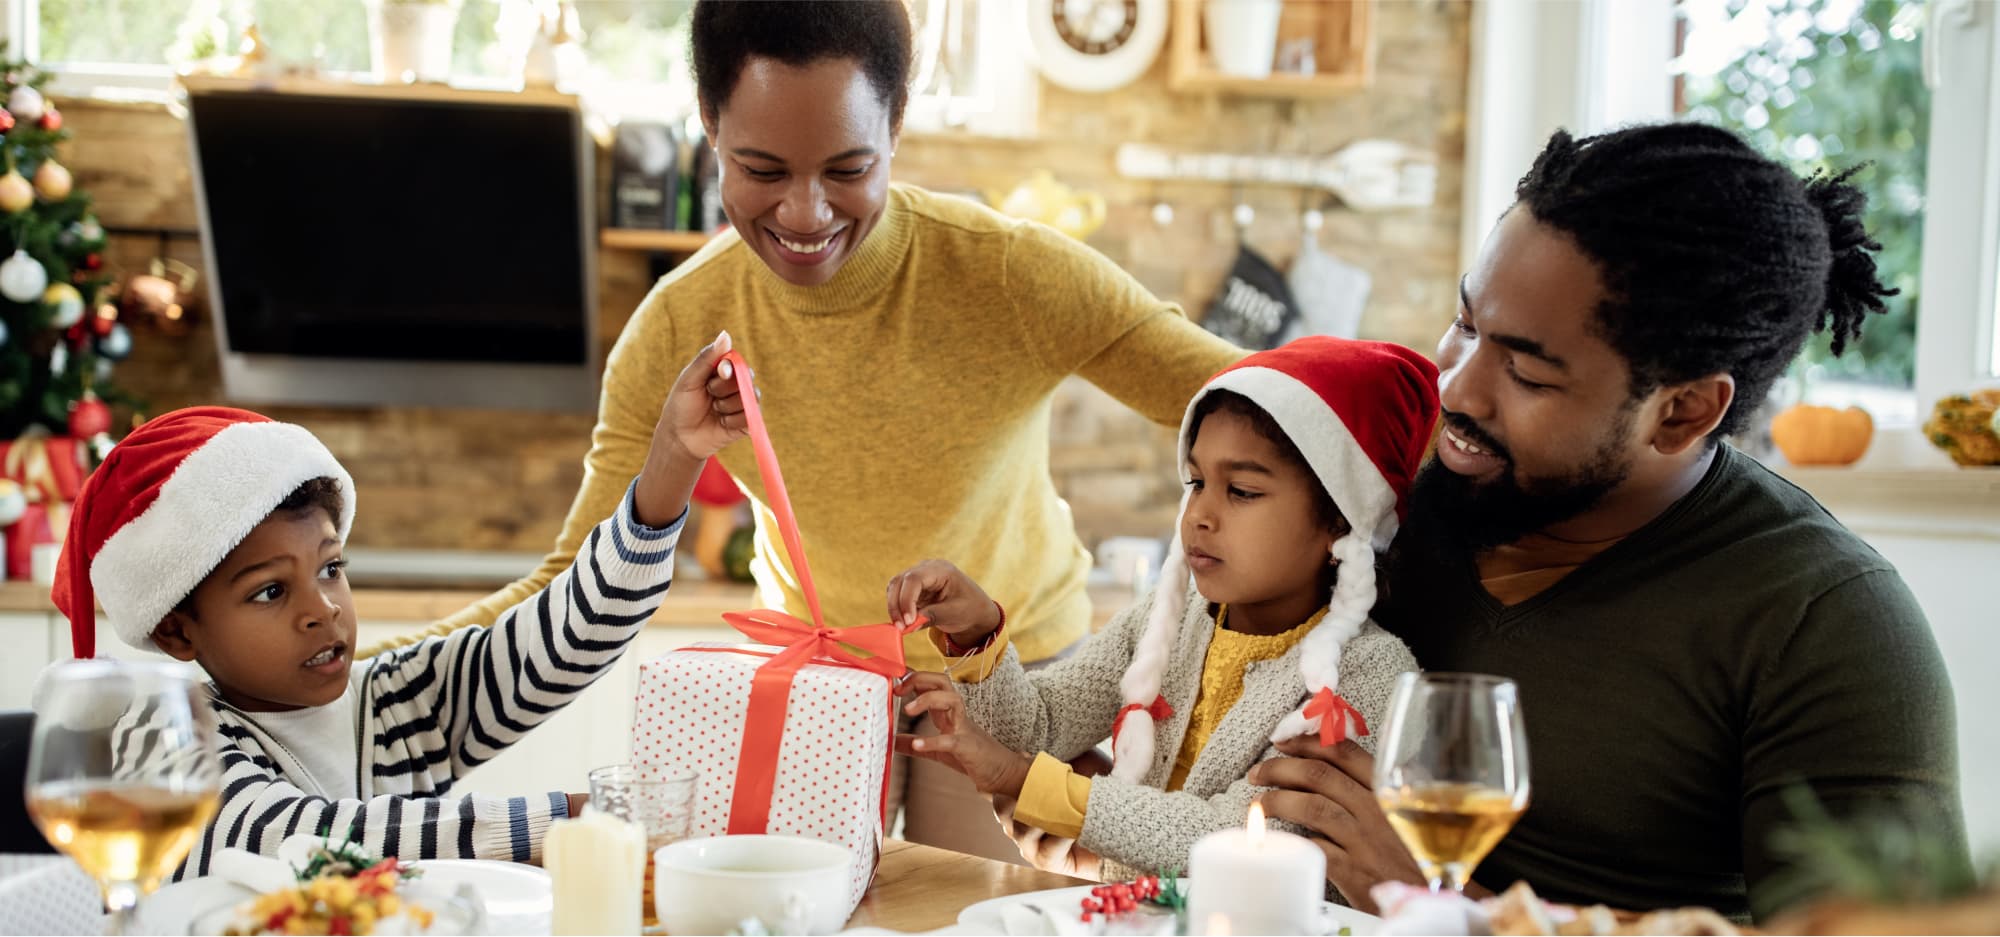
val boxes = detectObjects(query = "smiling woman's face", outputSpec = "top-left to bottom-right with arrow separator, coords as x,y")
701,56 -> 899,287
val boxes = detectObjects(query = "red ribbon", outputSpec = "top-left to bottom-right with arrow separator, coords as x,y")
1113,694 -> 1173,745
708,349 -> 907,838
1303,687 -> 1369,746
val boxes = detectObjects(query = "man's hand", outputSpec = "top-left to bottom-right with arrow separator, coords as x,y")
896,671 -> 1031,797
1250,735 -> 1426,914
993,795 -> 1104,881
886,559 -> 1002,645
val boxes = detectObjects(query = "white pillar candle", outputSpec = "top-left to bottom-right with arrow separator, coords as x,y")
1188,802 -> 1326,935
546,806 -> 647,936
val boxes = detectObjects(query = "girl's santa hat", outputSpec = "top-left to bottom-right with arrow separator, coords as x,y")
1109,337 -> 1439,781
52,406 -> 355,660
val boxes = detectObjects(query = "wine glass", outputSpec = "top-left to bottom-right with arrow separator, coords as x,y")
24,659 -> 223,934
1372,672 -> 1531,894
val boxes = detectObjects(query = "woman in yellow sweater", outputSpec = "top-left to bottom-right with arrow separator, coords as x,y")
430,0 -> 1239,858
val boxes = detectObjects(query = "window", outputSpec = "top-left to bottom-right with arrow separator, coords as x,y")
1466,0 -> 2000,435
1677,0 -> 1928,422
3,0 -> 1036,134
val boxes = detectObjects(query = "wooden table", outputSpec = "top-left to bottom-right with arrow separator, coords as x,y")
847,841 -> 1085,932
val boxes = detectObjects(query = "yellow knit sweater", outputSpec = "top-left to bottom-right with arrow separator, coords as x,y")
427,184 -> 1241,668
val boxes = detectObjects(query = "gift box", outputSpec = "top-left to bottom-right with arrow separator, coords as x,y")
630,349 -> 905,919
633,634 -> 897,912
0,432 -> 84,581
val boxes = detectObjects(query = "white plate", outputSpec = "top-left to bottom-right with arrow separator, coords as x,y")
958,882 -> 1380,936
138,859 -> 552,935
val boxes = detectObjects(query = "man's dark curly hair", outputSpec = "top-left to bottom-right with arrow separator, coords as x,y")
690,0 -> 914,127
1513,122 -> 1895,437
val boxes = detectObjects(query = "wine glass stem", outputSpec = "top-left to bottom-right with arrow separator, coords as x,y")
1440,863 -> 1474,894
102,879 -> 141,936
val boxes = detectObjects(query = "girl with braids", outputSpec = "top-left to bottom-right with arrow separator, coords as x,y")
1253,122 -> 1968,922
884,338 -> 1435,883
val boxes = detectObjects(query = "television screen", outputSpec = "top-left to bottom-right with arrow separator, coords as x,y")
190,90 -> 589,365
184,82 -> 599,411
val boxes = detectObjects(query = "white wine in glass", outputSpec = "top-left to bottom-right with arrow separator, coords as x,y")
25,660 -> 222,933
1373,672 -> 1531,893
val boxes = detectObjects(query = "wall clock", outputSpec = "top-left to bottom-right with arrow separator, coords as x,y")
1024,0 -> 1169,92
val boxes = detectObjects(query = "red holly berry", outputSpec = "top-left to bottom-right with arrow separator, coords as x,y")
38,107 -> 60,131
82,252 -> 101,270
1079,911 -> 1093,923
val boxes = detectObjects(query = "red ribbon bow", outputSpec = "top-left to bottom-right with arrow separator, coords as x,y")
717,609 -> 906,836
1303,687 -> 1369,746
1113,694 -> 1173,745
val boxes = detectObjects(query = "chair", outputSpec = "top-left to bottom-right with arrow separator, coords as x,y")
0,709 -> 56,854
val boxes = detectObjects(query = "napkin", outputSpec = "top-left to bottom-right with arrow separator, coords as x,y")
210,833 -> 345,895
0,855 -> 107,936
1372,881 -> 1491,936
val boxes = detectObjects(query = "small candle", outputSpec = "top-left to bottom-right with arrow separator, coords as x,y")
546,805 -> 647,936
1187,801 -> 1326,935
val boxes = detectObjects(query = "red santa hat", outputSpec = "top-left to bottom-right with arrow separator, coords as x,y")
51,406 -> 355,659
1109,337 -> 1439,781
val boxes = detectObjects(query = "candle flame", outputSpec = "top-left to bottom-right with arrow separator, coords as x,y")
1247,800 -> 1266,847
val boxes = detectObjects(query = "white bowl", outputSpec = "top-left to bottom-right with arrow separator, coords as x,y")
653,834 -> 853,935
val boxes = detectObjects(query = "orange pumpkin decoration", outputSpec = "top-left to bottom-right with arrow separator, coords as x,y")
1770,404 -> 1873,466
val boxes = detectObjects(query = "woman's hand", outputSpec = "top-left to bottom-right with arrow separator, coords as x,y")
886,559 -> 1002,644
895,671 -> 1030,797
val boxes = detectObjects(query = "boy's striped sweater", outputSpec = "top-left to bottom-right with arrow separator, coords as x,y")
146,483 -> 682,880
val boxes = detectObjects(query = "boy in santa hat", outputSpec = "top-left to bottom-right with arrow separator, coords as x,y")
888,336 -> 1436,882
43,332 -> 747,879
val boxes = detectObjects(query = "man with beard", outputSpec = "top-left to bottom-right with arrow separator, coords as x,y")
1247,123 -> 1967,924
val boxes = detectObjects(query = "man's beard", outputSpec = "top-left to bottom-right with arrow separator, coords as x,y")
1408,412 -> 1635,556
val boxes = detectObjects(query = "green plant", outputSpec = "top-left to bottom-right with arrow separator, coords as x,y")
1683,0 -> 1927,389
1763,785 -> 1987,912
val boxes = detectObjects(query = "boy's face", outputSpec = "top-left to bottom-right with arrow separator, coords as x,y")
1181,410 -> 1339,614
151,508 -> 355,712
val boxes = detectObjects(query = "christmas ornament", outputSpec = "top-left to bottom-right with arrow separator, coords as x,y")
36,107 -> 60,131
59,217 -> 104,249
0,478 -> 24,526
6,86 -> 44,123
67,394 -> 111,438
82,252 -> 101,271
96,322 -> 131,360
88,299 -> 115,337
0,317 -> 9,347
64,323 -> 84,344
32,160 -> 70,200
0,249 -> 47,301
0,109 -> 13,133
93,358 -> 113,385
43,282 -> 83,327
47,343 -> 66,377
0,170 -> 32,213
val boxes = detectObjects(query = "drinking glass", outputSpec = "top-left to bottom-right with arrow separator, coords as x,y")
25,660 -> 222,934
1372,672 -> 1531,894
587,763 -> 696,933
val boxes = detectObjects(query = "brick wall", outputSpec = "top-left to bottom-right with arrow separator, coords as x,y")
65,0 -> 1467,558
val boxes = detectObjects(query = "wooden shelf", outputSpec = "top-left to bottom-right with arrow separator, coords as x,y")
600,229 -> 713,253
1169,0 -> 1373,98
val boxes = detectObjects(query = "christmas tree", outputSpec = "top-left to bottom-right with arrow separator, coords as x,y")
0,49 -> 132,444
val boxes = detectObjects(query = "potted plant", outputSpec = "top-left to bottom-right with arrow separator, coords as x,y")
366,0 -> 462,83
